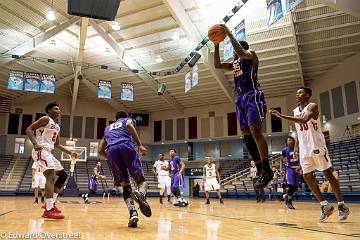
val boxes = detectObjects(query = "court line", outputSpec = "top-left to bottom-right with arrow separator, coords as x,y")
167,208 -> 359,238
0,210 -> 15,217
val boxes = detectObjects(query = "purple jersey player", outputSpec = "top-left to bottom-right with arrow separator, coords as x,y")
82,162 -> 106,204
169,148 -> 188,207
214,24 -> 273,189
281,136 -> 300,209
99,111 -> 151,228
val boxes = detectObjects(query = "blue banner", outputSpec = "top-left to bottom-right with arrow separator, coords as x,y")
267,0 -> 284,26
185,71 -> 191,93
98,80 -> 112,99
7,70 -> 24,91
192,64 -> 199,87
223,20 -> 246,62
285,0 -> 302,12
120,82 -> 133,101
40,74 -> 55,94
24,72 -> 40,92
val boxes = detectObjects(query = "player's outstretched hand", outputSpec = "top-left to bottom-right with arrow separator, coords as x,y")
139,145 -> 147,157
269,109 -> 281,118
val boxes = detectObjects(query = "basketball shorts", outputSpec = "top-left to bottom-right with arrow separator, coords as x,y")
32,173 -> 46,189
300,148 -> 332,174
235,89 -> 267,131
32,148 -> 64,172
204,178 -> 220,191
157,175 -> 171,189
106,141 -> 145,186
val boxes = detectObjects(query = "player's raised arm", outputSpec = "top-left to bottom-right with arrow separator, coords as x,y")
214,43 -> 232,70
26,116 -> 49,150
221,24 -> 255,61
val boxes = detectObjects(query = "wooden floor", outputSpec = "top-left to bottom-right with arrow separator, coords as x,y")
0,197 -> 358,240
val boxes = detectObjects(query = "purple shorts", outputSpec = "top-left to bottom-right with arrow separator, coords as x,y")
171,172 -> 184,191
106,141 -> 144,186
235,89 -> 267,131
89,176 -> 97,192
285,167 -> 300,187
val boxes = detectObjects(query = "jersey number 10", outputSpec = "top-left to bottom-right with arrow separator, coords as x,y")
299,122 -> 318,131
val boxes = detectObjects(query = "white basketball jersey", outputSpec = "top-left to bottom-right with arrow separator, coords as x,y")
205,164 -> 217,178
293,104 -> 327,158
153,160 -> 170,176
35,117 -> 60,150
32,161 -> 43,176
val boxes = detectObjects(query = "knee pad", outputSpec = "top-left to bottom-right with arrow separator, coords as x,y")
171,187 -> 180,198
54,170 -> 68,189
123,185 -> 132,200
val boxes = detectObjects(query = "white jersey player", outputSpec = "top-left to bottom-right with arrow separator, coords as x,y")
32,161 -> 46,204
27,102 -> 77,220
153,153 -> 171,204
203,158 -> 223,204
270,87 -> 350,222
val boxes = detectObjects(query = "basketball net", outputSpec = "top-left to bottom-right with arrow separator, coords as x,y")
70,156 -> 77,176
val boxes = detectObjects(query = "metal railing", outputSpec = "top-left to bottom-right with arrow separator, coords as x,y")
220,154 -> 282,187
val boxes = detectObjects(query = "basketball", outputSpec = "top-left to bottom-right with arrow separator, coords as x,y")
208,24 -> 226,44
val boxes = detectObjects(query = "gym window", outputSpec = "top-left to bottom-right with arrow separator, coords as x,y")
14,138 -> 25,154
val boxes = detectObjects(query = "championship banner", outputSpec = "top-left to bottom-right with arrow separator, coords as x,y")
40,74 -> 55,94
223,20 -> 246,62
192,64 -> 199,88
7,70 -> 24,91
120,82 -> 134,101
184,71 -> 191,93
24,72 -> 40,92
267,0 -> 284,26
98,80 -> 112,99
235,20 -> 246,42
285,0 -> 302,13
223,37 -> 233,62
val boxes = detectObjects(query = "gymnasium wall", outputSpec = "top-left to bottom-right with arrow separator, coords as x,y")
309,52 -> 360,141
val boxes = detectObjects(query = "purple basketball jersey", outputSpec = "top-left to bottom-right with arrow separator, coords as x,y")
233,56 -> 259,93
282,147 -> 300,168
170,156 -> 184,190
104,118 -> 135,147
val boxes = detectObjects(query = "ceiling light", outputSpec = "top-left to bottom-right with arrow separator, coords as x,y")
172,32 -> 180,41
155,55 -> 163,63
111,21 -> 121,31
46,11 -> 56,21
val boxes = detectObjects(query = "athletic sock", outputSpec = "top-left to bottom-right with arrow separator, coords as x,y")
138,181 -> 148,196
320,200 -> 328,206
46,198 -> 54,211
53,193 -> 58,203
125,198 -> 135,212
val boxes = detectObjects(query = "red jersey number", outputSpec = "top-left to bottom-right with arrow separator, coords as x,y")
299,123 -> 309,131
52,132 -> 57,143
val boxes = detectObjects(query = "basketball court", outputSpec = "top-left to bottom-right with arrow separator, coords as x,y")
0,0 -> 360,239
0,198 -> 358,239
